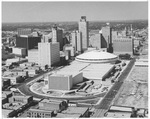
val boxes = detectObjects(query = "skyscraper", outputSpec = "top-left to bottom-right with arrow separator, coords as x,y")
52,25 -> 63,51
101,23 -> 113,52
79,16 -> 89,51
71,31 -> 82,52
38,42 -> 60,67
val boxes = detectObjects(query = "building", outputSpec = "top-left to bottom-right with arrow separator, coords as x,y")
2,79 -> 11,90
26,108 -> 54,118
101,24 -> 113,52
2,95 -> 33,118
89,32 -> 101,49
26,99 -> 68,118
8,95 -> 33,104
17,28 -> 32,36
28,49 -> 39,64
41,32 -> 52,43
113,37 -> 134,55
12,47 -> 27,57
76,50 -> 118,63
63,44 -> 75,57
79,16 -> 89,51
71,31 -> 82,52
38,99 -> 67,112
38,42 -> 60,67
48,72 -> 83,90
105,105 -> 133,118
2,74 -> 24,85
52,25 -> 63,51
5,58 -> 28,66
56,106 -> 89,118
16,35 -> 41,50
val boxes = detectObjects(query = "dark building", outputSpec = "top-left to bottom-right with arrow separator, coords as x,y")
16,36 -> 41,50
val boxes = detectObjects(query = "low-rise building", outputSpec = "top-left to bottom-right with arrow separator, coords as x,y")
56,106 -> 89,118
2,74 -> 24,85
6,58 -> 28,66
38,99 -> 68,112
12,47 -> 27,57
26,108 -> 54,118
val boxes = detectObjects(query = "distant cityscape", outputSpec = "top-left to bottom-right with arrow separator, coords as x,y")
2,1 -> 148,118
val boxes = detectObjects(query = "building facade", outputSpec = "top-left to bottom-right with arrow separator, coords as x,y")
52,25 -> 63,51
101,24 -> 113,52
28,49 -> 39,64
79,16 -> 89,51
16,36 -> 41,50
12,47 -> 27,57
38,42 -> 60,67
89,33 -> 101,49
48,74 -> 73,90
17,28 -> 32,36
71,31 -> 82,52
113,38 -> 134,55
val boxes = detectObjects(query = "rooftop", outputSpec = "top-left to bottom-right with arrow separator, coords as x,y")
76,50 -> 118,63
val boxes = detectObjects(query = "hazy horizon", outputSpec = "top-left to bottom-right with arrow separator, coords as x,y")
2,2 -> 148,23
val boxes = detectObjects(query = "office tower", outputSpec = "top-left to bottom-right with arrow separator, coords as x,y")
17,28 -> 32,36
41,32 -> 52,43
52,25 -> 63,51
89,31 -> 101,50
16,35 -> 41,50
101,23 -> 112,52
79,16 -> 89,51
38,42 -> 60,67
113,37 -> 134,55
71,31 -> 82,52
71,32 -> 77,51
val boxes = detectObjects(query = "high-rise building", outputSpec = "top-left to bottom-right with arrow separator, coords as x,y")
101,23 -> 113,52
79,16 -> 89,51
17,28 -> 32,36
89,31 -> 101,50
38,42 -> 60,67
52,25 -> 63,51
16,35 -> 41,50
71,31 -> 82,52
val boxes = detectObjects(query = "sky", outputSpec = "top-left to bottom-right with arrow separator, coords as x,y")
2,1 -> 148,23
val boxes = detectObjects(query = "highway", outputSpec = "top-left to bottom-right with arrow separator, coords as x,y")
92,58 -> 136,117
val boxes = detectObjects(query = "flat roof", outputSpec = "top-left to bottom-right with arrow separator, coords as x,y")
54,61 -> 114,80
40,99 -> 62,104
106,111 -> 131,118
56,113 -> 81,118
62,107 -> 89,114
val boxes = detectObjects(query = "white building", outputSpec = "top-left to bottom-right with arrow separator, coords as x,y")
12,47 -> 27,57
38,42 -> 60,67
79,16 -> 89,51
71,31 -> 82,52
48,72 -> 83,90
28,49 -> 39,64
